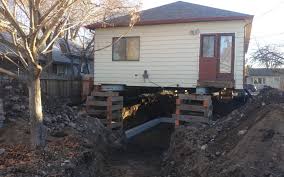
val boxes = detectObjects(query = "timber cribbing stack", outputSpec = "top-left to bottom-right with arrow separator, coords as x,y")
0,99 -> 5,128
86,91 -> 123,130
173,94 -> 213,126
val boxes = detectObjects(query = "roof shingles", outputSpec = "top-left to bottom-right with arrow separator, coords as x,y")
88,1 -> 253,29
248,68 -> 284,76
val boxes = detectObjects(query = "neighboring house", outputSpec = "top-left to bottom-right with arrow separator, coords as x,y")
87,1 -> 253,90
41,39 -> 94,77
0,34 -> 94,78
246,68 -> 284,90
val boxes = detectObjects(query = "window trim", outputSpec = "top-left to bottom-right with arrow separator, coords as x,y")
219,34 -> 234,74
253,77 -> 266,84
200,34 -> 217,58
112,36 -> 140,61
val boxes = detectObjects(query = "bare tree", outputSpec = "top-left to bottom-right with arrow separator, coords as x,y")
0,0 -> 139,148
251,45 -> 284,68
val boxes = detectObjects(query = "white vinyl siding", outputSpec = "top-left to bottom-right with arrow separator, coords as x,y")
94,20 -> 246,89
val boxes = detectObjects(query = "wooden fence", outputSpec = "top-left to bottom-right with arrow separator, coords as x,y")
41,76 -> 81,99
0,74 -> 82,100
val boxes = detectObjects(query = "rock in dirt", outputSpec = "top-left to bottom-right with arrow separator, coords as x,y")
162,88 -> 284,177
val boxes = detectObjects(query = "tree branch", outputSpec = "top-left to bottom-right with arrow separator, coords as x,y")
0,67 -> 18,79
0,0 -> 26,39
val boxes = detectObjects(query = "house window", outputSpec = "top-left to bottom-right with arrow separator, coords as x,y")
112,37 -> 140,61
202,35 -> 215,58
253,77 -> 266,84
56,64 -> 67,76
219,35 -> 233,73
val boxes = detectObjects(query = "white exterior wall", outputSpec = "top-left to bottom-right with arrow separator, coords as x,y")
94,20 -> 246,89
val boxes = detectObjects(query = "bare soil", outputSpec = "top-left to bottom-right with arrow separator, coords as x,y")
2,82 -> 283,177
162,89 -> 284,177
101,124 -> 174,177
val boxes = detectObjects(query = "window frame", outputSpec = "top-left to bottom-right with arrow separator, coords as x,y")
253,77 -> 266,84
219,34 -> 234,74
56,64 -> 68,76
200,34 -> 217,59
112,36 -> 140,61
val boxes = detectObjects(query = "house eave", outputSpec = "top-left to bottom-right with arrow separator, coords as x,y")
86,15 -> 254,30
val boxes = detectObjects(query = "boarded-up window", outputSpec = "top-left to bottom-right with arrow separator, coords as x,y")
202,36 -> 215,57
112,37 -> 140,61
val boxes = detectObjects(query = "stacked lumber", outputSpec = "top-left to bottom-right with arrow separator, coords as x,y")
173,94 -> 213,126
86,91 -> 123,130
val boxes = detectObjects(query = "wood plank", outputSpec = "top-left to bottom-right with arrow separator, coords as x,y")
175,98 -> 181,127
179,94 -> 211,101
111,96 -> 123,102
172,114 -> 209,123
87,110 -> 107,115
87,101 -> 108,106
91,91 -> 119,97
178,104 -> 206,112
106,97 -> 112,129
111,104 -> 123,111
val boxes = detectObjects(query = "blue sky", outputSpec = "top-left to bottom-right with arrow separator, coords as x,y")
142,0 -> 284,56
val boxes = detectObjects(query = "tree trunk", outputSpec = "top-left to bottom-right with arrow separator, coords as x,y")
28,76 -> 46,148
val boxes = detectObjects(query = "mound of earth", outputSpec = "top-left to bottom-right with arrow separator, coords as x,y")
0,82 -> 119,177
162,88 -> 284,177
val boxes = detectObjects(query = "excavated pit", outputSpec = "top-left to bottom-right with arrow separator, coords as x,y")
99,92 -> 248,177
101,123 -> 174,177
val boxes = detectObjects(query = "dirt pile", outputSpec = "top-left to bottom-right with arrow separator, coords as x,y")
0,117 -> 114,177
0,82 -> 118,177
162,88 -> 284,177
1,81 -> 87,133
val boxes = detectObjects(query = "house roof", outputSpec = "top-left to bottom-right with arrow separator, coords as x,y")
87,1 -> 253,29
248,68 -> 284,77
0,34 -> 90,65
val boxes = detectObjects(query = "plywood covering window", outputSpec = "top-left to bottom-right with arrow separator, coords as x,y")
112,37 -> 140,61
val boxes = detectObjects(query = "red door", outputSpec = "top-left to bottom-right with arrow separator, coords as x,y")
199,33 -> 234,82
199,34 -> 218,81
